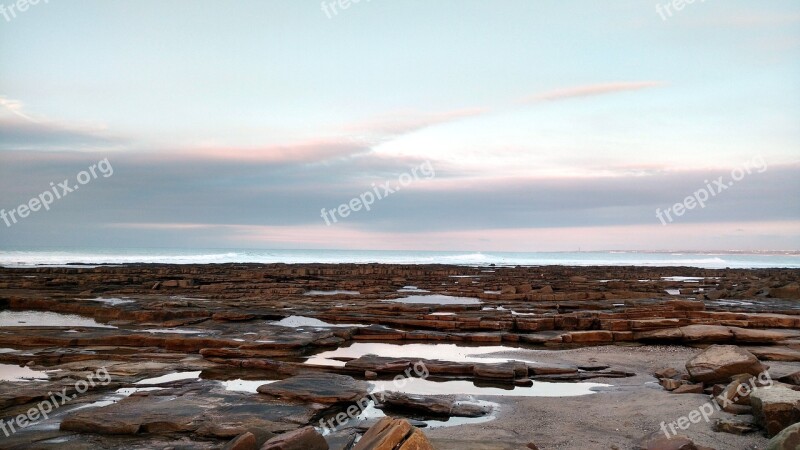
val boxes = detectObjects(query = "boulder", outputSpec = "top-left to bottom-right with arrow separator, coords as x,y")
353,417 -> 433,450
750,385 -> 800,437
260,426 -> 327,450
766,422 -> 800,450
685,345 -> 767,383
224,432 -> 257,450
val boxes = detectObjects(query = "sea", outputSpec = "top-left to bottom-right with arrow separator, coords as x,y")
0,248 -> 799,269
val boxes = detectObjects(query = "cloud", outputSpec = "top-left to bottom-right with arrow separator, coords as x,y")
162,138 -> 372,165
342,108 -> 488,141
523,81 -> 664,103
0,119 -> 123,151
102,221 -> 800,252
0,96 -> 36,122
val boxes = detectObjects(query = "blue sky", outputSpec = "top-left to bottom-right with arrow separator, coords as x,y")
1,0 -> 799,251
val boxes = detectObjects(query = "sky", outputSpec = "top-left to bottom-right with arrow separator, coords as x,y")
0,0 -> 799,252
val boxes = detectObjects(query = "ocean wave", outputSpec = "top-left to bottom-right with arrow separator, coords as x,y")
1,250 -> 798,269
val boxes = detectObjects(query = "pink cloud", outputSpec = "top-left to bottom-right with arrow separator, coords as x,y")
107,221 -> 800,252
343,108 -> 488,138
523,81 -> 664,103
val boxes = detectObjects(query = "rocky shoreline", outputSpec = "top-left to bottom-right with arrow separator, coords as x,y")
0,263 -> 798,449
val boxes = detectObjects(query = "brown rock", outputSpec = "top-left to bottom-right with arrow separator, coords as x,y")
666,300 -> 705,311
766,422 -> 800,450
376,392 -> 491,418
515,283 -> 533,294
260,426 -> 327,450
750,385 -> 800,437
473,361 -> 527,379
770,283 -> 800,299
567,330 -> 614,344
353,417 -> 433,450
679,325 -> 733,343
746,346 -> 800,362
672,383 -> 704,394
634,432 -> 698,450
224,432 -> 258,450
778,371 -> 800,386
257,373 -> 369,404
712,418 -> 758,435
660,379 -> 683,391
654,367 -> 680,379
685,345 -> 767,383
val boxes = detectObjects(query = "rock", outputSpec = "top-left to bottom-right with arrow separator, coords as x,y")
634,431 -> 698,450
750,385 -> 800,437
770,283 -> 800,299
680,325 -> 733,343
715,375 -> 756,407
224,432 -> 258,450
666,300 -> 705,311
365,371 -> 378,380
704,290 -> 727,300
722,404 -> 753,415
260,426 -> 327,450
566,330 -> 614,344
473,361 -> 527,379
766,422 -> 800,450
730,328 -> 792,344
376,392 -> 491,418
61,382 -> 320,437
685,345 -> 767,383
654,367 -> 680,379
257,374 -> 369,404
515,284 -> 532,294
660,379 -> 683,391
778,371 -> 800,386
746,346 -> 800,362
353,417 -> 433,450
672,384 -> 704,394
570,276 -> 587,283
712,418 -> 758,435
